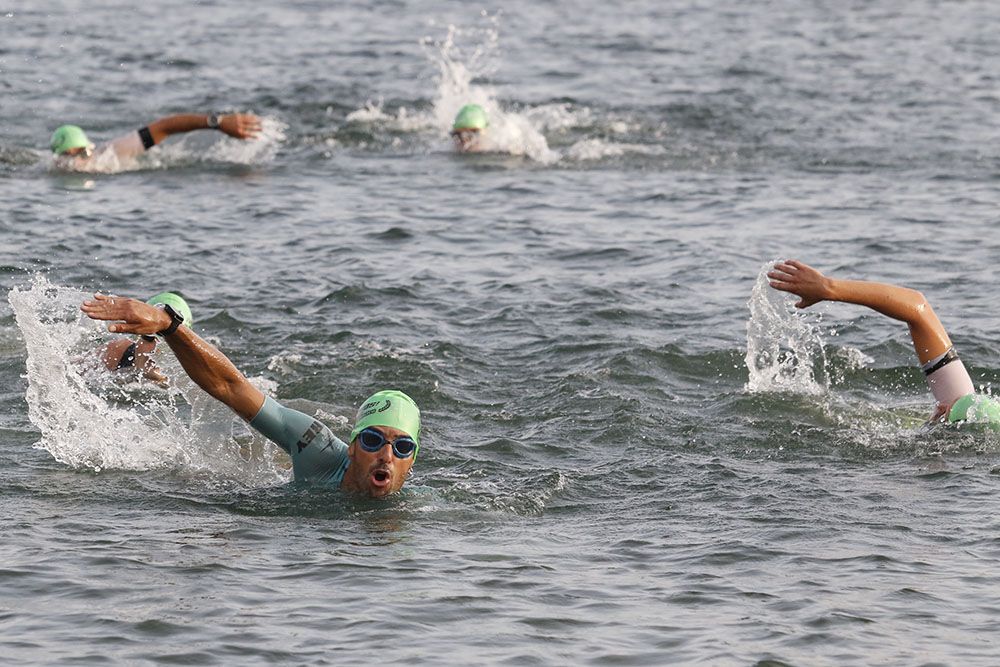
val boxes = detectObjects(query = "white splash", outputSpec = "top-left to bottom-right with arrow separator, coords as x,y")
745,261 -> 829,394
9,276 -> 289,486
421,21 -> 559,163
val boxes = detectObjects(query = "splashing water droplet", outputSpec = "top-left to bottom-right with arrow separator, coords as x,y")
745,261 -> 829,395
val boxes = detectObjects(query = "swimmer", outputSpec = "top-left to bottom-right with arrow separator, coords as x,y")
99,293 -> 193,386
451,103 -> 488,152
80,294 -> 420,497
50,112 -> 261,170
768,259 -> 1000,426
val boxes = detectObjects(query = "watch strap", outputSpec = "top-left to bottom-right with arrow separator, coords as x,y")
157,304 -> 185,337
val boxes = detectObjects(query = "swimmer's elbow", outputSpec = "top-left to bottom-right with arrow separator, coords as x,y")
909,290 -> 934,319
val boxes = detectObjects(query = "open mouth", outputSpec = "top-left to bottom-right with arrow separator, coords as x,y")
370,468 -> 391,487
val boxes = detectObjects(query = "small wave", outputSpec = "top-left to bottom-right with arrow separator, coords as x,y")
564,138 -> 667,162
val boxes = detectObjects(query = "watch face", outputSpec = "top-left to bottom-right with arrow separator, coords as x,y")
208,114 -> 220,129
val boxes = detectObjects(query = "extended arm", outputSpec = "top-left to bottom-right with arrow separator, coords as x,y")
767,259 -> 951,364
146,113 -> 261,145
81,294 -> 264,420
104,113 -> 261,160
768,259 -> 975,417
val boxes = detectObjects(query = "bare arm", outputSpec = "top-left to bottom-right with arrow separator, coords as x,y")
767,259 -> 952,364
146,113 -> 262,145
81,294 -> 264,420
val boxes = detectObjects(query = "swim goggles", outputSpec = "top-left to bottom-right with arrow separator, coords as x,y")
357,427 -> 416,459
69,144 -> 95,158
450,129 -> 480,142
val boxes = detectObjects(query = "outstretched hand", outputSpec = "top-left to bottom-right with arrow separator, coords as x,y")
219,113 -> 262,140
81,293 -> 171,335
767,259 -> 832,309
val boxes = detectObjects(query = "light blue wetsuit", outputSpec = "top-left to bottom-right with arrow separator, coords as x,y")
250,396 -> 350,485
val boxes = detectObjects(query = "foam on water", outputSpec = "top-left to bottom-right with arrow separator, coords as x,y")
8,277 -> 288,487
745,261 -> 829,395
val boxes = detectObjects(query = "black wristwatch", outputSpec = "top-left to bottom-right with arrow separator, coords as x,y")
207,113 -> 221,129
157,304 -> 185,337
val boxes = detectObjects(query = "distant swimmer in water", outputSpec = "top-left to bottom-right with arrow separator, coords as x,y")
49,112 -> 261,171
451,103 -> 488,152
81,294 -> 420,497
768,259 -> 1000,427
99,293 -> 193,386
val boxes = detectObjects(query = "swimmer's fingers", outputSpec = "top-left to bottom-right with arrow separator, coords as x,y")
766,276 -> 810,308
81,293 -> 169,335
220,113 -> 262,140
767,261 -> 828,309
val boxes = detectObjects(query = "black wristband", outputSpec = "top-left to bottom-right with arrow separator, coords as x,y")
138,126 -> 155,150
157,304 -> 185,337
140,334 -> 157,342
922,347 -> 958,376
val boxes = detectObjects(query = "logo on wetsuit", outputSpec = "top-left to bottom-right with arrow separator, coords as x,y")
294,419 -> 324,453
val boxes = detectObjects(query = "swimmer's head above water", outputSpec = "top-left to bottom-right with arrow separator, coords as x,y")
343,390 -> 421,496
51,125 -> 95,157
451,104 -> 488,152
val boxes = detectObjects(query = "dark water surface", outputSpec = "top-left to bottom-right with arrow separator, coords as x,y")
3,1 -> 1000,664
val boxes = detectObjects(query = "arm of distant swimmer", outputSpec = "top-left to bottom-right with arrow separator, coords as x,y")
768,259 -> 976,416
767,259 -> 952,364
103,113 -> 263,159
147,113 -> 262,144
81,293 -> 265,421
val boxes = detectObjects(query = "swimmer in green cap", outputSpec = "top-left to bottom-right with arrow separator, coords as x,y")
81,293 -> 420,496
768,260 -> 999,427
50,112 -> 262,171
98,293 -> 194,385
451,103 -> 488,152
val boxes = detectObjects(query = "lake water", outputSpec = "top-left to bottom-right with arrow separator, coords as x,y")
2,1 -> 1000,664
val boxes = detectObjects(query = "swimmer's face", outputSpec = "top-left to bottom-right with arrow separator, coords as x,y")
53,144 -> 96,169
347,424 -> 416,498
451,128 -> 483,152
62,144 -> 95,158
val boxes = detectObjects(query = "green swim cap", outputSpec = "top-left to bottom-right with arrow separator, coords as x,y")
146,292 -> 194,327
947,394 -> 1000,428
349,390 -> 421,456
50,125 -> 91,154
452,104 -> 488,131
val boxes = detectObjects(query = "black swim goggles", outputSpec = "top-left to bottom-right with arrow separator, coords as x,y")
357,427 -> 417,459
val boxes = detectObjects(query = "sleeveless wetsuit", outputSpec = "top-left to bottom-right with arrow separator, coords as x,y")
250,396 -> 351,485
